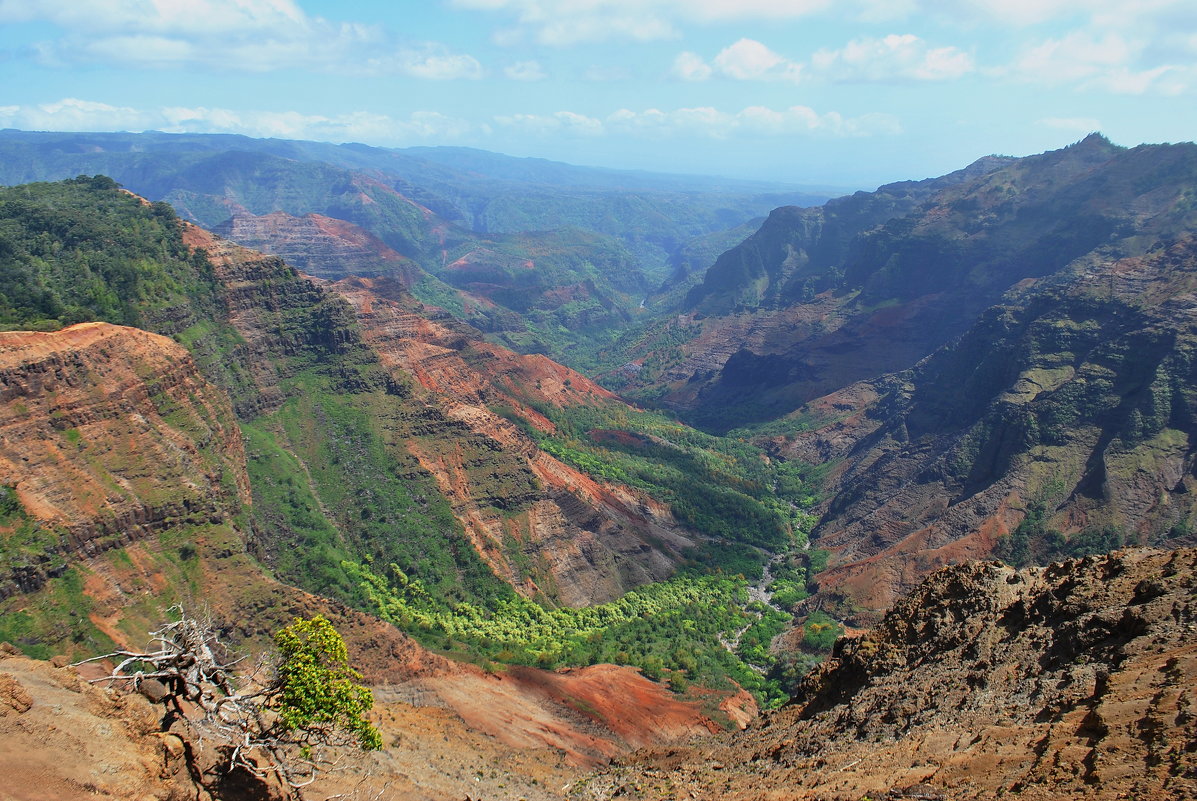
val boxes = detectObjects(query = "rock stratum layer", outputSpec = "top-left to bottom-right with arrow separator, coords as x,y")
330,274 -> 691,605
0,323 -> 249,598
588,547 -> 1197,800
604,134 -> 1197,618
785,234 -> 1197,619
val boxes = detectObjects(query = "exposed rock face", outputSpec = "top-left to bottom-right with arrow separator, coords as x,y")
588,548 -> 1197,800
213,210 -> 421,283
600,135 -> 1197,617
615,137 -> 1197,432
0,650 -> 224,801
0,323 -> 249,597
180,225 -> 690,606
603,154 -> 1016,419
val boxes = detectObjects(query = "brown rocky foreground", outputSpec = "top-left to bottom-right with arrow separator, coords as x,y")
5,547 -> 1195,801
580,548 -> 1197,800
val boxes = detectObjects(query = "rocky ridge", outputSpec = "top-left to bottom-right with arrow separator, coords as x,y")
782,235 -> 1197,619
185,219 -> 692,606
598,135 -> 1197,619
583,547 -> 1197,800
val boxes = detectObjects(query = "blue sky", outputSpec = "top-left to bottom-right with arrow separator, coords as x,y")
0,0 -> 1194,187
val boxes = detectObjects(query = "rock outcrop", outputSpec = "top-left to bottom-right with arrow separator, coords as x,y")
587,547 -> 1197,800
782,236 -> 1197,619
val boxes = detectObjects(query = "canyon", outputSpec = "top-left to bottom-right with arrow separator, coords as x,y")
2,133 -> 1197,799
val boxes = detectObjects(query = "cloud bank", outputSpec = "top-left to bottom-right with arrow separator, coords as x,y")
0,98 -> 900,144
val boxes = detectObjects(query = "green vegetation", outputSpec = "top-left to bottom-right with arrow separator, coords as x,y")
0,567 -> 114,660
0,486 -> 69,601
348,560 -> 785,703
0,176 -> 838,709
994,499 -> 1128,568
766,549 -> 829,610
511,403 -> 818,554
736,605 -> 790,672
799,610 -> 843,651
0,175 -> 256,404
0,176 -> 215,331
244,382 -> 516,612
273,615 -> 382,751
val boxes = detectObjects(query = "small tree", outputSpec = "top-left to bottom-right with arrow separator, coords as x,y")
76,608 -> 381,800
273,616 -> 383,752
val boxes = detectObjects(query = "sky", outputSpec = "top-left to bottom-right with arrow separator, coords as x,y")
0,0 -> 1194,188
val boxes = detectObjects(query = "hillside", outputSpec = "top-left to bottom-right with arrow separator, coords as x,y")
3,137 -> 1196,800
603,135 -> 1197,429
583,135 -> 1197,618
0,176 -> 820,711
779,236 -> 1197,618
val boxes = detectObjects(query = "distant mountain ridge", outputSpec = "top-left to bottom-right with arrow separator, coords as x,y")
0,129 -> 832,370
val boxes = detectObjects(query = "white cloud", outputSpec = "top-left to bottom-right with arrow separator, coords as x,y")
714,39 -> 803,82
0,0 -> 310,34
392,48 -> 485,80
1004,31 -> 1191,94
672,51 -> 713,81
495,110 -> 605,136
672,39 -> 804,84
0,97 -> 901,150
811,34 -> 973,81
497,105 -> 900,139
3,98 -> 150,131
504,60 -> 546,81
0,0 -> 483,77
868,0 -> 1196,94
450,0 -> 828,45
678,35 -> 970,86
0,99 -> 475,143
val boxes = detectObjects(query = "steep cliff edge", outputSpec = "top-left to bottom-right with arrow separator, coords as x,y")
0,323 -> 248,599
611,136 -> 1197,434
588,547 -> 1197,800
0,318 -> 444,678
0,316 -> 723,797
212,210 -> 421,283
183,219 -> 691,607
596,135 -> 1197,618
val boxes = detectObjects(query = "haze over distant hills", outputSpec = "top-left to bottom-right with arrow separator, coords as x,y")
0,129 -> 835,368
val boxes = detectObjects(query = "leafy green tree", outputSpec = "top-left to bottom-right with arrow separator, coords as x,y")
273,615 -> 382,751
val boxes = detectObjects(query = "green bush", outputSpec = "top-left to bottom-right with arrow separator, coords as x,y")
273,615 -> 382,751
